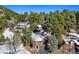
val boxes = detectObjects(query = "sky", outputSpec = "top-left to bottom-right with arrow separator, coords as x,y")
3,5 -> 79,14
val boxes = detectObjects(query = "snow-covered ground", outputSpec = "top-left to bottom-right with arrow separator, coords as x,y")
0,44 -> 31,54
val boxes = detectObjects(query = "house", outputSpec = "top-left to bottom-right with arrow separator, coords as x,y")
6,17 -> 17,27
0,9 -> 5,17
0,9 -> 4,14
14,21 -> 31,32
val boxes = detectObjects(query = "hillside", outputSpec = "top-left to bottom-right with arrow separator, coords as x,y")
0,6 -> 79,52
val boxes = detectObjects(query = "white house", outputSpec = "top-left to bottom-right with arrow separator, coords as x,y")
15,21 -> 31,32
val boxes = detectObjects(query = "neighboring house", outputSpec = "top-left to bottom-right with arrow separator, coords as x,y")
6,17 -> 17,27
14,21 -> 31,32
0,9 -> 5,17
6,20 -> 14,26
0,9 -> 4,14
